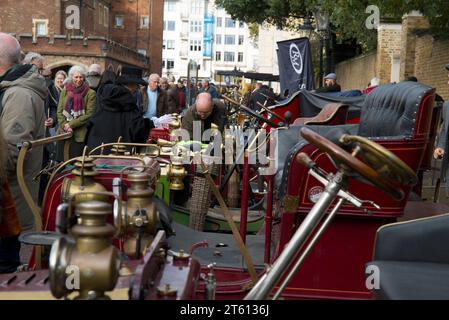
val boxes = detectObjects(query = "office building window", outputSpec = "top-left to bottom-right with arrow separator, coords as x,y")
141,15 -> 149,28
164,0 -> 176,12
225,18 -> 235,28
238,52 -> 243,62
166,21 -> 175,31
224,51 -> 235,62
216,34 -> 222,45
166,40 -> 175,50
216,17 -> 222,27
190,20 -> 202,33
162,60 -> 166,68
191,0 -> 202,14
238,35 -> 244,45
224,35 -> 235,45
190,39 -> 202,52
215,51 -> 221,61
239,21 -> 244,28
115,15 -> 124,28
138,49 -> 147,56
167,60 -> 175,69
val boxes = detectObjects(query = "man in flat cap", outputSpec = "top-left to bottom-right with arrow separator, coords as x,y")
315,72 -> 342,93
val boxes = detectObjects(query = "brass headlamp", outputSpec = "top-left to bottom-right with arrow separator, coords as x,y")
116,172 -> 159,258
166,156 -> 186,190
61,156 -> 108,205
49,200 -> 120,300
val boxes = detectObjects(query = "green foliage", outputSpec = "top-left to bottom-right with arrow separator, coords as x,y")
215,0 -> 449,50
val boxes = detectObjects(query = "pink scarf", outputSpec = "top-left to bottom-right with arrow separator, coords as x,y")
64,81 -> 90,118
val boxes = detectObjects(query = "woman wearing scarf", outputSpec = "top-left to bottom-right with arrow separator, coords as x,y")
56,65 -> 96,159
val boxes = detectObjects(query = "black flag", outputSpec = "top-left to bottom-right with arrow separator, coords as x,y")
277,37 -> 315,95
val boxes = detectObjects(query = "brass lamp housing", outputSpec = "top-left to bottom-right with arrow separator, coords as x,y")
119,172 -> 158,258
166,156 -> 186,190
61,156 -> 108,205
49,201 -> 120,300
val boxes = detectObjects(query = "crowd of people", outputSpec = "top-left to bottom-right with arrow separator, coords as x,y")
2,28 -> 449,272
0,32 -> 230,270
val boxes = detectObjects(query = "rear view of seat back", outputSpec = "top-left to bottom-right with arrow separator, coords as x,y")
357,82 -> 434,138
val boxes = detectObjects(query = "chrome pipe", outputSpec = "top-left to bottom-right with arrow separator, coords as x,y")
244,171 -> 344,300
273,197 -> 345,299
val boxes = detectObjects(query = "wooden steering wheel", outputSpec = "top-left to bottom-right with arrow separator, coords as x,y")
299,127 -> 417,201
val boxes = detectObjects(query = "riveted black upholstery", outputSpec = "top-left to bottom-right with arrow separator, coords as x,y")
274,82 -> 434,197
368,214 -> 449,300
358,81 -> 433,138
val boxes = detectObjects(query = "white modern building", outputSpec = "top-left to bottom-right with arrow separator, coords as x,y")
161,0 -> 258,83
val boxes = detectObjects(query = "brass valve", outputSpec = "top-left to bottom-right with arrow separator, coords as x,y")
61,156 -> 108,205
166,156 -> 186,190
117,172 -> 159,258
49,201 -> 120,300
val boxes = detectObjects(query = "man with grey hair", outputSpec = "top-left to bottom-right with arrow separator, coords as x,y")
86,63 -> 102,91
23,52 -> 44,74
0,33 -> 47,265
141,73 -> 175,122
159,76 -> 179,113
199,79 -> 219,99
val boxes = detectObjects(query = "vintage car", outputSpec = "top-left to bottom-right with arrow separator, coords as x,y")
0,81 -> 447,300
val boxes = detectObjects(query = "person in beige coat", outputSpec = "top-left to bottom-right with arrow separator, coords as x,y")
0,33 -> 46,233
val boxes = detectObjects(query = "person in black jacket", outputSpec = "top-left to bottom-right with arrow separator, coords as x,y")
86,67 -> 155,154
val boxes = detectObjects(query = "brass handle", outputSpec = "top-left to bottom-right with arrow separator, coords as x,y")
89,142 -> 160,157
24,132 -> 72,149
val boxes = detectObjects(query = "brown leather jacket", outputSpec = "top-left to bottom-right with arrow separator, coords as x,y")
141,86 -> 176,117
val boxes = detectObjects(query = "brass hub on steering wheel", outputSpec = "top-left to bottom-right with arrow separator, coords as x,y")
299,127 -> 418,201
339,135 -> 418,187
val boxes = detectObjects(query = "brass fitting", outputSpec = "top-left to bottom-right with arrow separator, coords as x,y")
166,156 -> 186,190
61,156 -> 108,205
49,201 -> 120,300
110,144 -> 127,156
120,172 -> 158,258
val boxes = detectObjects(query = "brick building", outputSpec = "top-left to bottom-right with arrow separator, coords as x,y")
0,0 -> 164,75
335,13 -> 449,100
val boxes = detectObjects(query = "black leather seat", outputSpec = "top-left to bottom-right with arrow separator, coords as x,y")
368,214 -> 449,300
273,82 -> 434,198
357,81 -> 432,138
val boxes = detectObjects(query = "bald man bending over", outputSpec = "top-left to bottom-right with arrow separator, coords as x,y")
181,92 -> 227,141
